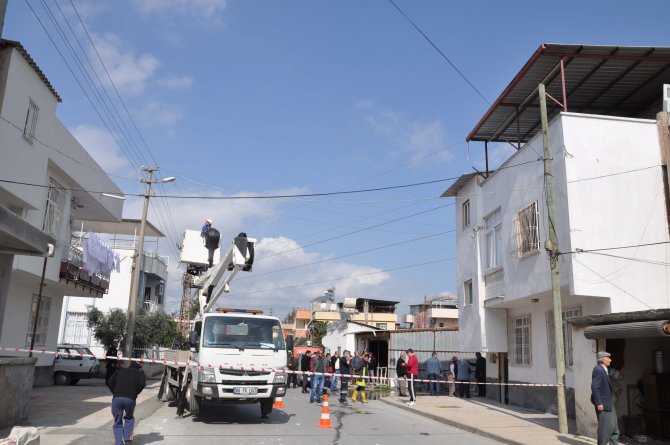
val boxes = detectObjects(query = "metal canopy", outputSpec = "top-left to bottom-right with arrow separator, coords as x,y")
73,218 -> 165,238
467,43 -> 670,144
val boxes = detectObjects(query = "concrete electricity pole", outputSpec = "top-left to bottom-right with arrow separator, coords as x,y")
124,167 -> 175,358
538,83 -> 568,434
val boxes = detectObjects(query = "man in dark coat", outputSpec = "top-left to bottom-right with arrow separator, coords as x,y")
107,361 -> 146,445
105,341 -> 119,383
396,352 -> 408,397
300,350 -> 312,393
590,351 -> 620,445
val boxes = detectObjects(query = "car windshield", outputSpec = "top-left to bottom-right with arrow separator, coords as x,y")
203,317 -> 285,350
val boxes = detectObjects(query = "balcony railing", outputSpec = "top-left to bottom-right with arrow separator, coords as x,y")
59,244 -> 110,295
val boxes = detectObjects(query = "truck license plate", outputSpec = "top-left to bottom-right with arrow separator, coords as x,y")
233,387 -> 258,395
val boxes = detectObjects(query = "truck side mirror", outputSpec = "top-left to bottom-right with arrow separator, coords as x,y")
189,331 -> 199,352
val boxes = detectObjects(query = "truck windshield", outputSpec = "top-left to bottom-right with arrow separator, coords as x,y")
203,317 -> 285,350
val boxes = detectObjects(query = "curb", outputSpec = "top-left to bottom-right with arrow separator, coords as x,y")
379,398 -> 591,445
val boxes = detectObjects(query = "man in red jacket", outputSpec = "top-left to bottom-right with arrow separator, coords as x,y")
403,348 -> 419,406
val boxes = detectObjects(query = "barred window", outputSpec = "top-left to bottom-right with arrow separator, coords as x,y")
546,307 -> 581,368
514,315 -> 531,365
23,99 -> 39,143
26,296 -> 52,347
43,178 -> 66,238
516,202 -> 540,258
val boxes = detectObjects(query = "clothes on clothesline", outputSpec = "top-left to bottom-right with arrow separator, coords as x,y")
82,233 -> 120,275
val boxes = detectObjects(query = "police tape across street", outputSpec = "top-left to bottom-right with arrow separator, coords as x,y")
0,345 -> 562,388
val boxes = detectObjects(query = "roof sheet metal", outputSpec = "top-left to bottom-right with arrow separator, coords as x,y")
467,43 -> 670,143
389,329 -> 461,354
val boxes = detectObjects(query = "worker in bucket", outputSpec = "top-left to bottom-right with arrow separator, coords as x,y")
201,218 -> 220,268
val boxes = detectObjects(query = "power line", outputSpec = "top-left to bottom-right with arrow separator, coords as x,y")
586,251 -> 670,267
236,230 -> 454,281
386,0 -> 490,105
565,240 -> 670,255
227,257 -> 455,298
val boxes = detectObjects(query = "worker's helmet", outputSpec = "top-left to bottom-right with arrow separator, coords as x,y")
205,218 -> 213,224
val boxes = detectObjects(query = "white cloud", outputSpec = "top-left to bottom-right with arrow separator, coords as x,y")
132,0 -> 227,24
93,33 -> 160,96
157,76 -> 193,90
71,125 -> 131,174
359,102 -> 453,165
138,102 -> 183,126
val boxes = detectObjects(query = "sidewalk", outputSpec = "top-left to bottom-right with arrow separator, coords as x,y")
380,393 -> 596,445
0,378 -> 163,445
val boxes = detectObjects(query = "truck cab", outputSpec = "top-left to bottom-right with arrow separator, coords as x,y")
186,309 -> 287,416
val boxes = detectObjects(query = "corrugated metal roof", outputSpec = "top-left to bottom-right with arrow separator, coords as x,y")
440,172 -> 478,197
467,43 -> 670,143
1,39 -> 62,103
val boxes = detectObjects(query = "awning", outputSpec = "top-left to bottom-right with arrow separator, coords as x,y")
583,320 -> 670,339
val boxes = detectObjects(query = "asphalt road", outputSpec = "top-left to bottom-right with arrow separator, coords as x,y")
134,387 -> 503,445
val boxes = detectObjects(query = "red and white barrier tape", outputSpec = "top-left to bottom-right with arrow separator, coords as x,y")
0,346 -> 562,387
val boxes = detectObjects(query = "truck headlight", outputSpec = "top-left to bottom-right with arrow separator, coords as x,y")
273,369 -> 287,384
200,367 -> 216,383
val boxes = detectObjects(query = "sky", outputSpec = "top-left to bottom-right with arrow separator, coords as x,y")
4,0 -> 669,320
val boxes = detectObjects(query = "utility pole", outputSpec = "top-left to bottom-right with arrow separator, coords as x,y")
124,167 -> 175,358
539,83 -> 568,434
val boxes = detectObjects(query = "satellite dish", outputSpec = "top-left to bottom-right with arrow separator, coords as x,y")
320,302 -> 326,310
330,303 -> 337,311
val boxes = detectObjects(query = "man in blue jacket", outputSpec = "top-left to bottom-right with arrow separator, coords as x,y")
590,351 -> 620,445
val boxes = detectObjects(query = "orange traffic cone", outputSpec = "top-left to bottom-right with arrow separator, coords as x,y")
317,394 -> 334,428
273,396 -> 285,408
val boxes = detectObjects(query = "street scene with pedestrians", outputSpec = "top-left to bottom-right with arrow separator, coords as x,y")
1,1 -> 670,445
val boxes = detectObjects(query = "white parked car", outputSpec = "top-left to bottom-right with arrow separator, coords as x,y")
53,344 -> 100,385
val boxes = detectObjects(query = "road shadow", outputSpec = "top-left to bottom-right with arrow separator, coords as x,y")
134,432 -> 165,444
189,402 -> 292,425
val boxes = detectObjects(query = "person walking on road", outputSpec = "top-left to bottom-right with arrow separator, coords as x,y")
404,349 -> 418,406
107,361 -> 146,445
475,352 -> 487,397
396,352 -> 408,397
426,352 -> 442,396
591,351 -> 620,445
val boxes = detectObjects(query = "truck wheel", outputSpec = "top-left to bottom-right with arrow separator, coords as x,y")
54,372 -> 71,385
187,387 -> 201,416
260,398 -> 273,417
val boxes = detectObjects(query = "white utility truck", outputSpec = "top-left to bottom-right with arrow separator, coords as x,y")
158,231 -> 287,417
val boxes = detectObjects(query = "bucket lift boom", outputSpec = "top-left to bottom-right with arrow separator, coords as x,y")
192,233 -> 255,314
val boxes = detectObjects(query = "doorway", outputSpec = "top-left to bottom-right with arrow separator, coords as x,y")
498,352 -> 509,404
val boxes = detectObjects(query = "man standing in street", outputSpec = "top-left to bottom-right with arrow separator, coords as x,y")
457,358 -> 471,398
107,361 -> 146,445
300,350 -> 312,393
426,352 -> 442,396
339,350 -> 351,404
330,350 -> 340,391
286,350 -> 298,388
396,352 -> 408,397
310,350 -> 327,404
105,341 -> 119,383
591,351 -> 620,445
404,348 -> 418,406
475,352 -> 487,397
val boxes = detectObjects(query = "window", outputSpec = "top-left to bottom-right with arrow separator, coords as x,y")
63,312 -> 91,345
516,202 -> 540,257
43,178 -> 65,238
26,296 -> 51,347
485,209 -> 502,270
464,280 -> 473,306
376,323 -> 387,330
546,307 -> 581,368
462,200 -> 471,229
23,99 -> 39,143
513,315 -> 531,365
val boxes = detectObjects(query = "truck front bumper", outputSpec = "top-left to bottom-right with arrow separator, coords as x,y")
195,382 -> 286,401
